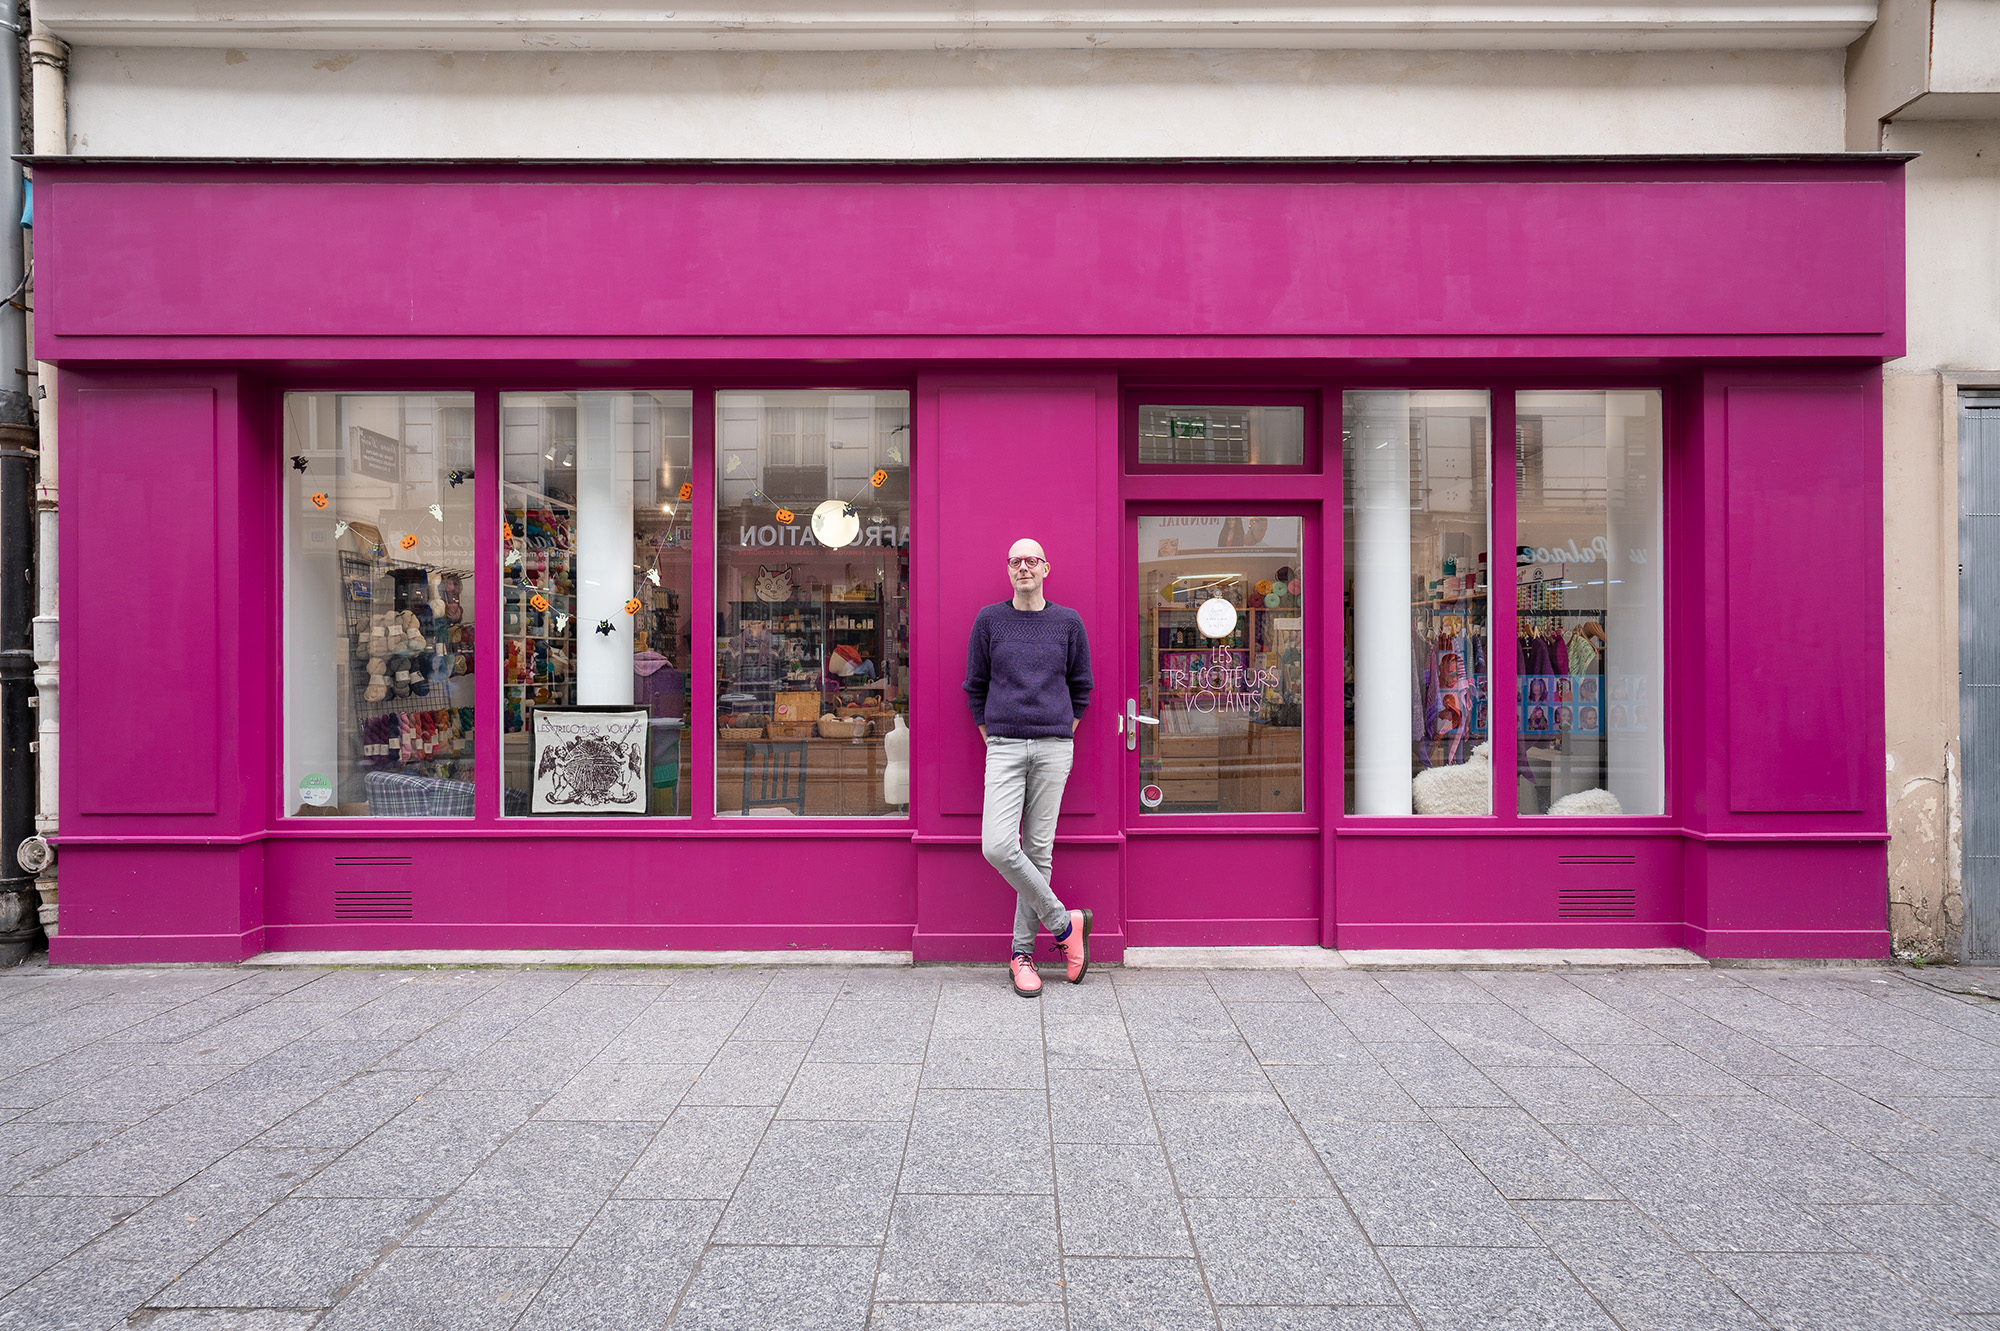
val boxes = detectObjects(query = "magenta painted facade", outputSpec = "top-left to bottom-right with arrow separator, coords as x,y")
36,158 -> 1901,964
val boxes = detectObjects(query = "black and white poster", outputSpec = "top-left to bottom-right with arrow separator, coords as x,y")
531,707 -> 649,814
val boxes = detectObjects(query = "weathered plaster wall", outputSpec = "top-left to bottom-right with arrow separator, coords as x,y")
63,45 -> 1847,156
1880,119 -> 2000,956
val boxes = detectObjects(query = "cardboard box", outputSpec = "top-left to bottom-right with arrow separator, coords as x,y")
774,691 -> 822,722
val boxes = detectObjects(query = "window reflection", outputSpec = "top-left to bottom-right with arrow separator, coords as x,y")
1136,516 -> 1306,813
282,393 -> 477,817
500,392 -> 693,816
715,391 -> 912,817
1343,391 -> 1492,816
1515,391 -> 1663,816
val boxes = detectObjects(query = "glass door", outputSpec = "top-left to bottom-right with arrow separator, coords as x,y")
1130,514 -> 1309,818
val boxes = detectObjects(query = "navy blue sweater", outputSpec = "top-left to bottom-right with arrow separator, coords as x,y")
964,601 -> 1094,738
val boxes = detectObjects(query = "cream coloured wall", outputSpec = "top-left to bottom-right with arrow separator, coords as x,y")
1879,119 -> 2000,957
63,45 -> 1847,157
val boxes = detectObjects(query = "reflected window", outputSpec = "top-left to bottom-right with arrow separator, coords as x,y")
1136,516 -> 1305,813
282,393 -> 476,817
716,391 -> 912,817
1137,405 -> 1305,466
1343,391 -> 1492,815
500,392 -> 693,816
1515,391 -> 1664,816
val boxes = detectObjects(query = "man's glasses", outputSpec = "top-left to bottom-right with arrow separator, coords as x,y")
1007,556 -> 1047,569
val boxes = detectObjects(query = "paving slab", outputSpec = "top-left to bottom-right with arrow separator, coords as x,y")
2,958 -> 1996,1330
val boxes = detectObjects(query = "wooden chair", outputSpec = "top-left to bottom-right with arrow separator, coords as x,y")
742,740 -> 808,815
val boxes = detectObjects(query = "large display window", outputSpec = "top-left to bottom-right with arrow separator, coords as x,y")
715,390 -> 912,817
282,392 -> 477,817
1341,388 -> 1667,818
1514,391 -> 1664,816
500,392 -> 694,816
1343,391 -> 1493,816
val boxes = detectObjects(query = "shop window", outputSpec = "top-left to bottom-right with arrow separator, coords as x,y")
1137,404 -> 1305,466
716,390 -> 911,817
500,392 -> 694,816
282,393 -> 477,817
1515,391 -> 1664,816
1343,391 -> 1492,815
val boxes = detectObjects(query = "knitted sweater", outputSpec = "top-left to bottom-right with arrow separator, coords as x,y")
963,601 -> 1094,738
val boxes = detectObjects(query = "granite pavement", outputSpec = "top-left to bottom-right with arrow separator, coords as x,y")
1,956 -> 1998,1329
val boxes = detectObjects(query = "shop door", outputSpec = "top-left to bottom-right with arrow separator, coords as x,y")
1121,509 -> 1322,946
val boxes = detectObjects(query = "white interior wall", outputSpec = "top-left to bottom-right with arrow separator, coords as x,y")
64,45 -> 1846,156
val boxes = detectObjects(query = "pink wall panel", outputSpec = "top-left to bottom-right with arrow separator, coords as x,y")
928,382 -> 1106,819
39,170 -> 1900,355
70,385 -> 220,816
1724,384 -> 1872,813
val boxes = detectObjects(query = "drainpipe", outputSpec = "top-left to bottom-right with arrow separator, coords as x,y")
0,2 -> 37,966
17,16 -> 62,949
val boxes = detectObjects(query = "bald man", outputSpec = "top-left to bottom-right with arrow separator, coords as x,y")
964,537 -> 1095,997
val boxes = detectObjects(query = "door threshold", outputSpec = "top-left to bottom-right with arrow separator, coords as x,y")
242,948 -> 914,968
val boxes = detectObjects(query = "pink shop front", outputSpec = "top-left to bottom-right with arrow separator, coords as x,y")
36,157 -> 1902,964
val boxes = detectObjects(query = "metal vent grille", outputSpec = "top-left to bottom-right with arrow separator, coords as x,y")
333,888 -> 415,920
333,855 -> 414,868
1558,854 -> 1637,867
1557,886 -> 1638,918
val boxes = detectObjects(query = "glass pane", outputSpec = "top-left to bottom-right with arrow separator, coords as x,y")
1515,391 -> 1664,816
282,392 -> 476,817
716,391 -> 912,817
1137,405 -> 1305,466
1136,516 -> 1305,813
500,392 -> 694,816
1343,391 -> 1492,815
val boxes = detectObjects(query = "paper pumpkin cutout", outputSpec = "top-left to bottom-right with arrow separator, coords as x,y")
678,482 -> 693,502
623,598 -> 641,615
775,508 -> 795,525
595,619 -> 615,636
310,492 -> 329,509
871,469 -> 888,488
399,533 -> 419,550
502,522 -> 514,542
290,455 -> 309,472
529,594 -> 549,612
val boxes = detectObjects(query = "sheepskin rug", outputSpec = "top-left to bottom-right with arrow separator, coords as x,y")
1549,787 -> 1624,816
1412,741 -> 1491,815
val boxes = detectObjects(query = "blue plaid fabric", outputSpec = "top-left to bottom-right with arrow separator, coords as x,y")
365,770 -> 474,818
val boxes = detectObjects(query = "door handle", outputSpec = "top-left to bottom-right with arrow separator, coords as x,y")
1126,697 -> 1158,751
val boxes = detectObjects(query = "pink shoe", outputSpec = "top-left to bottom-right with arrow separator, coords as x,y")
1009,955 -> 1042,998
1054,909 -> 1092,983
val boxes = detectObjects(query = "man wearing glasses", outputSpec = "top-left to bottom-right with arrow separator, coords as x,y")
965,537 -> 1094,997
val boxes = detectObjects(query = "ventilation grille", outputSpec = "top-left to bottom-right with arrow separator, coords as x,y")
1558,886 -> 1638,918
1558,854 -> 1637,867
334,888 -> 415,921
334,855 -> 414,868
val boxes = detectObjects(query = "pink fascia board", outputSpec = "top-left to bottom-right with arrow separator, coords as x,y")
33,161 -> 1906,363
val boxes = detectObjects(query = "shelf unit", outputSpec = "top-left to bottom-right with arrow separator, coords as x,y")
501,499 -> 577,734
337,550 -> 475,798
718,594 -> 904,722
1139,600 -> 1304,812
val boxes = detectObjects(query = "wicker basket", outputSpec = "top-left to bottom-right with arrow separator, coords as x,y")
718,727 -> 763,741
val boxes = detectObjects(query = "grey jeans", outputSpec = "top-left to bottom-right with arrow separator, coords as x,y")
981,735 -> 1076,957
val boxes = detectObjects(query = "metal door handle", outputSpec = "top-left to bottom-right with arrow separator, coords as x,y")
1126,697 -> 1158,751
